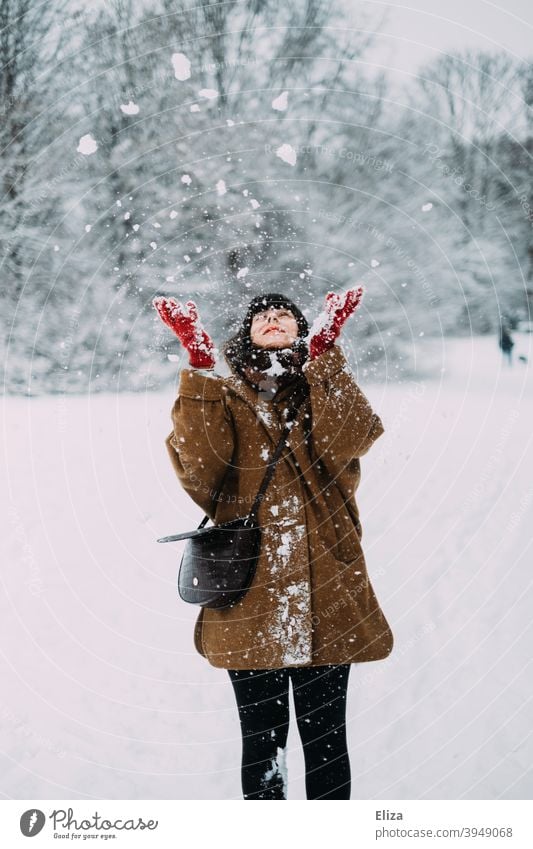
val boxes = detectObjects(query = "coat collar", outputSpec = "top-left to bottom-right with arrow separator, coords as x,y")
223,372 -> 306,459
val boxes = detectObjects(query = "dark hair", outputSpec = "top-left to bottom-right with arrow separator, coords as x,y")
223,293 -> 309,379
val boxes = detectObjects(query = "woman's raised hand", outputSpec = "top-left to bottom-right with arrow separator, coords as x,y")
152,297 -> 216,369
308,286 -> 364,360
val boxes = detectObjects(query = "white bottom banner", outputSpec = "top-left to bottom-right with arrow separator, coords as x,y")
0,800 -> 531,847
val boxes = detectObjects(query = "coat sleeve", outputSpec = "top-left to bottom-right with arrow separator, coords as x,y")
303,344 -> 385,480
165,369 -> 235,519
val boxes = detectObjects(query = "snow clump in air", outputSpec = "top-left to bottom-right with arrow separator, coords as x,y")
172,52 -> 191,80
181,174 -> 192,185
120,101 -> 139,115
272,91 -> 289,111
422,202 -> 433,212
216,179 -> 227,196
77,134 -> 98,155
275,143 -> 297,166
199,88 -> 218,100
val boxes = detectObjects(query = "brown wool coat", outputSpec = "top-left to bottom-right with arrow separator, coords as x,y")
165,344 -> 394,670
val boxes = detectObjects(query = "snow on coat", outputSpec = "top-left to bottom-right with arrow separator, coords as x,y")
165,344 -> 394,669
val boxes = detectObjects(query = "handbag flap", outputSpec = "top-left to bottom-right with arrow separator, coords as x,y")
157,516 -> 255,543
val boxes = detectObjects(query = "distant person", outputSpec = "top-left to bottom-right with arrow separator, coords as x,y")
499,322 -> 514,366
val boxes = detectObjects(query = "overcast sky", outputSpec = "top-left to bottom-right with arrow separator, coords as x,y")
352,0 -> 532,80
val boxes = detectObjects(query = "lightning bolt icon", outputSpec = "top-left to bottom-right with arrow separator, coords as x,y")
28,811 -> 38,832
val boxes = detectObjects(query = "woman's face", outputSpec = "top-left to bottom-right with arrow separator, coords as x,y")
250,306 -> 299,349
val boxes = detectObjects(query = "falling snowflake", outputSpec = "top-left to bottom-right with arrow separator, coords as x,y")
181,174 -> 192,185
370,258 -> 380,267
120,100 -> 139,115
275,143 -> 297,166
77,134 -> 97,155
199,88 -> 218,100
172,52 -> 191,81
216,179 -> 227,196
236,267 -> 249,279
422,202 -> 433,212
272,91 -> 288,111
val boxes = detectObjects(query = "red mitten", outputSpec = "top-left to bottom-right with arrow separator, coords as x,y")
309,286 -> 364,360
152,297 -> 216,369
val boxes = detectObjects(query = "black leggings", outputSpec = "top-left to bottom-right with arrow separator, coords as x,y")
228,663 -> 351,800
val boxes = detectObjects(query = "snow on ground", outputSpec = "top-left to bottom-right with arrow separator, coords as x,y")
1,335 -> 532,800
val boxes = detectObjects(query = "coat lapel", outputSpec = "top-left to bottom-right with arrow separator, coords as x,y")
224,373 -> 308,475
224,373 -> 284,448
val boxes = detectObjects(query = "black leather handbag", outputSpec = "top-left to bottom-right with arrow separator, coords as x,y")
156,422 -> 293,609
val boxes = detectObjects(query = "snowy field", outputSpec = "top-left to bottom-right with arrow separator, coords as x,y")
1,334 -> 532,800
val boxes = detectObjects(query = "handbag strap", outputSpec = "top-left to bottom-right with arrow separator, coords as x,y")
248,420 -> 293,524
157,400 -> 305,542
196,419 -> 293,530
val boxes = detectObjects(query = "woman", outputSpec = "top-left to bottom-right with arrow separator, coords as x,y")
153,289 -> 394,800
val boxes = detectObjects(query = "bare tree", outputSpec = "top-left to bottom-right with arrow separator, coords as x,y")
414,49 -> 524,230
0,0 -> 74,288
